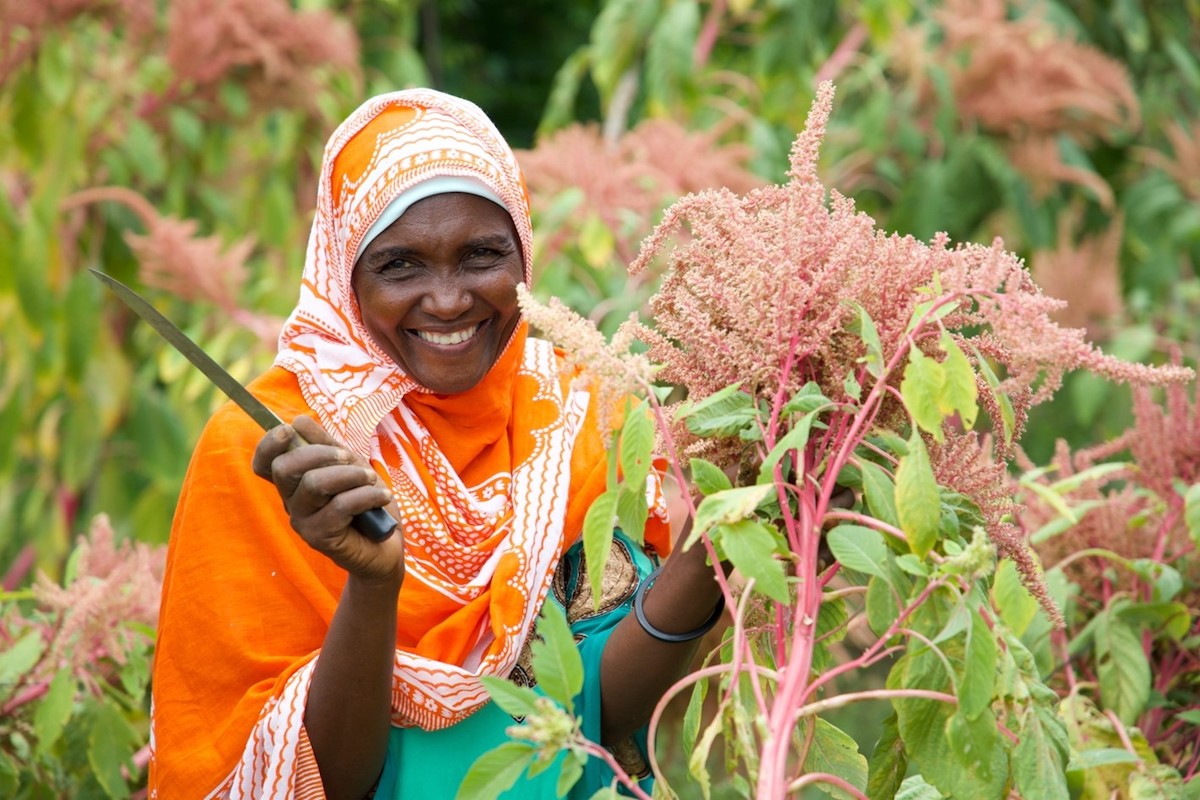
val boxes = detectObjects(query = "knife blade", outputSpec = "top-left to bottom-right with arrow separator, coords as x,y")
91,269 -> 397,543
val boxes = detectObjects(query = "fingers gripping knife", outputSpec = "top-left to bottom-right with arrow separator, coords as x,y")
91,270 -> 397,542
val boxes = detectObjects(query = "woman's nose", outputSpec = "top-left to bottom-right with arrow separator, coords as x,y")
420,275 -> 471,318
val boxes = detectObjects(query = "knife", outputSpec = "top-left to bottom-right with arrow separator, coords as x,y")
91,269 -> 397,543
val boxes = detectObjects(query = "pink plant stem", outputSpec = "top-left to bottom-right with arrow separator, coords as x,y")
1,680 -> 49,715
693,0 -> 727,68
724,577 -> 772,719
1,545 -> 35,591
823,510 -> 908,544
813,22 -> 868,86
817,562 -> 841,589
1151,506 -> 1179,564
787,772 -> 868,798
806,580 -> 946,698
1105,709 -> 1144,764
791,688 -> 956,723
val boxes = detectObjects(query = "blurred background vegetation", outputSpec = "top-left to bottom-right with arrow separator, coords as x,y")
1,0 -> 1198,796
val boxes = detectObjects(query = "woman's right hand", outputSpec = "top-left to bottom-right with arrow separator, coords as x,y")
252,415 -> 405,587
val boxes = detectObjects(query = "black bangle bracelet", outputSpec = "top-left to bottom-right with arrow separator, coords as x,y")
633,566 -> 726,643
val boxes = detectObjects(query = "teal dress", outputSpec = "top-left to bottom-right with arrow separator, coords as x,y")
375,530 -> 657,798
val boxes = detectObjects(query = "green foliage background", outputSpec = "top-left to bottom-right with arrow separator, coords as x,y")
1,0 -> 1197,796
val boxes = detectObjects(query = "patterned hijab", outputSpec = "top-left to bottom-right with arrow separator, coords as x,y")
274,89 -> 601,729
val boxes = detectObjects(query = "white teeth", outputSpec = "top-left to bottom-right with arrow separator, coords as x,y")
417,324 -> 479,345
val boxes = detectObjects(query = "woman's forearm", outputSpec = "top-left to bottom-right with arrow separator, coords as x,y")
305,574 -> 402,800
598,543 -> 724,745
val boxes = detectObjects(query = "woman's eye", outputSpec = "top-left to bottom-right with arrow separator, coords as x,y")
466,248 -> 508,266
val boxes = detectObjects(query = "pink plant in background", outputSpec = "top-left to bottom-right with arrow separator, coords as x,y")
61,185 -> 283,345
1,514 -> 164,712
0,0 -> 155,84
164,0 -> 359,113
1014,378 -> 1200,777
518,117 -> 762,266
1030,208 -> 1125,335
1143,118 -> 1200,203
891,0 -> 1139,206
32,515 -> 165,688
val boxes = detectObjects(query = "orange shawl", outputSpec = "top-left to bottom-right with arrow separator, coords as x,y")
149,89 -> 670,798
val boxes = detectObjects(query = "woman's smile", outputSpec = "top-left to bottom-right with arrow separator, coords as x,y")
412,321 -> 482,346
352,192 -> 524,395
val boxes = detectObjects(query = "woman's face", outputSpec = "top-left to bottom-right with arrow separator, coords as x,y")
352,192 -> 525,395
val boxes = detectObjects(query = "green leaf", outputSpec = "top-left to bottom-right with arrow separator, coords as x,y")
1176,710 -> 1200,726
801,718 -> 868,800
688,712 -> 723,800
456,741 -> 537,800
682,678 -> 708,754
991,558 -> 1038,637
529,603 -> 584,713
577,213 -> 614,268
860,460 -> 900,529
826,525 -> 889,579
677,383 -> 758,439
846,301 -> 886,378
1185,483 -> 1200,549
615,485 -> 649,546
894,554 -> 929,577
88,701 -> 139,799
685,484 -> 774,549
867,713 -> 908,800
538,48 -> 592,137
34,669 -> 75,754
0,630 -> 44,688
972,348 -> 1014,445
895,434 -> 940,558
782,381 -> 831,415
690,457 -> 732,495
619,402 -> 654,491
1068,747 -> 1141,770
644,0 -> 699,112
891,651 -> 1008,800
479,676 -> 541,719
894,775 -> 946,799
958,612 -> 996,720
1115,600 -> 1190,641
713,519 -> 790,604
866,575 -> 900,636
556,750 -> 585,798
901,345 -> 948,441
1096,614 -> 1151,724
1013,707 -> 1070,800
583,490 -> 618,607
844,371 -> 862,401
760,409 -> 821,478
938,332 -> 977,429
0,750 -> 16,798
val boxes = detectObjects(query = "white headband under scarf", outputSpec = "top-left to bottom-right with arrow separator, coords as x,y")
353,175 -> 509,264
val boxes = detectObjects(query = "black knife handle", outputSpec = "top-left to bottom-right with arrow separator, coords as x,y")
353,506 -> 397,542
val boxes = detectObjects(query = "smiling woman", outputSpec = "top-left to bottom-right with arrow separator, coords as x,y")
147,88 -> 725,800
353,192 -> 525,395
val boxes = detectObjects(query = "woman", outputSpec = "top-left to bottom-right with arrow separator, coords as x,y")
149,89 -> 724,799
